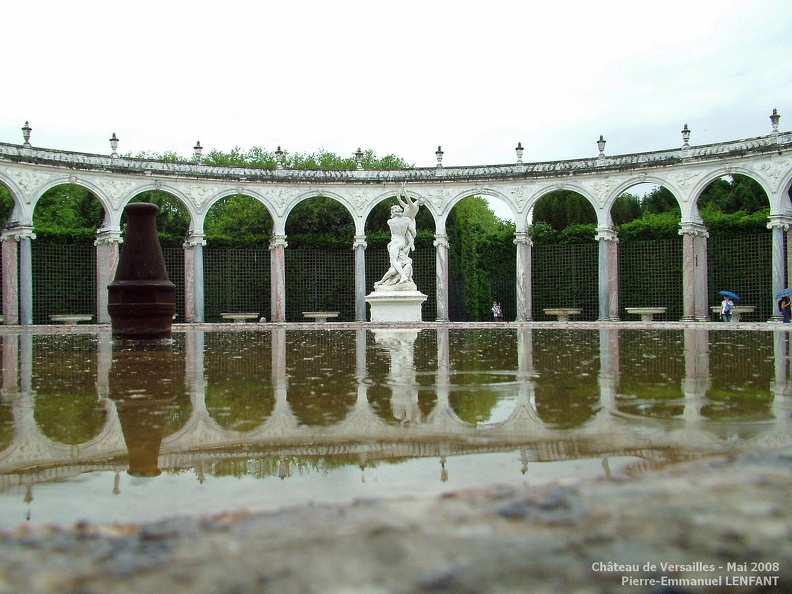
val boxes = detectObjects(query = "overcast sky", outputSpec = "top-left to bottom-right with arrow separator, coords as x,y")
2,0 -> 790,170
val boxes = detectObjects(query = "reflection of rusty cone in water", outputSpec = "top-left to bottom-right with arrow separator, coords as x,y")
108,202 -> 176,339
110,346 -> 177,477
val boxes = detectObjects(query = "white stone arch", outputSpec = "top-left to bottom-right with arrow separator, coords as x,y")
0,172 -> 32,224
117,181 -> 198,233
28,175 -> 113,230
443,186 -> 521,231
280,189 -> 357,238
200,188 -> 276,237
525,182 -> 601,228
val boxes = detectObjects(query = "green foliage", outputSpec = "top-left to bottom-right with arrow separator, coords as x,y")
529,221 -> 558,245
558,223 -> 597,244
0,184 -> 15,224
532,190 -> 597,230
642,186 -> 680,214
611,192 -> 642,225
205,194 -> 272,248
702,208 -> 770,235
33,185 -> 104,230
698,175 -> 768,214
617,212 -> 681,241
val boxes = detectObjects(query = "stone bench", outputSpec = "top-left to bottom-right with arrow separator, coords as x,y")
625,307 -> 667,321
302,311 -> 339,323
49,314 -> 94,325
710,305 -> 755,322
220,313 -> 261,323
543,308 -> 582,322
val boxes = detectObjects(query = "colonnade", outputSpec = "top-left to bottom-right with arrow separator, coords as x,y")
1,118 -> 791,324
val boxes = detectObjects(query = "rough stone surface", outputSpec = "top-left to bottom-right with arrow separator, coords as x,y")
1,447 -> 790,594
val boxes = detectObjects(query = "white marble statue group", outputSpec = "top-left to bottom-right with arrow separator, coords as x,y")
374,182 -> 421,291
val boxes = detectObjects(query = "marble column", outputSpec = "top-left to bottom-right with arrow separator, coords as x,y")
786,226 -> 792,289
596,227 -> 619,321
514,231 -> 532,321
94,229 -> 122,324
434,233 -> 449,321
3,227 -> 36,326
1,229 -> 20,325
768,217 -> 791,322
353,235 -> 367,322
679,222 -> 708,321
183,232 -> 206,323
269,234 -> 288,322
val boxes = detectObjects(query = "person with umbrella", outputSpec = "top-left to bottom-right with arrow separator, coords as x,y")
776,288 -> 792,323
719,290 -> 738,323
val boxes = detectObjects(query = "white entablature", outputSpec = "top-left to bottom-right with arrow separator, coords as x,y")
1,131 -> 792,236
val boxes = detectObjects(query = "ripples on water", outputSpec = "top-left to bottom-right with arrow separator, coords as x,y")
0,327 -> 789,529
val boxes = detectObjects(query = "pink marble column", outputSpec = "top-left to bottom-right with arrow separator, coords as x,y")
183,233 -> 206,323
786,226 -> 792,289
514,231 -> 532,321
1,231 -> 19,325
596,227 -> 619,321
433,234 -> 449,321
269,234 -> 288,322
94,230 -> 122,324
679,222 -> 708,321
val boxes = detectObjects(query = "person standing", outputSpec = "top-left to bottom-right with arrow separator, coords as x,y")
780,296 -> 791,323
720,295 -> 734,322
491,301 -> 504,322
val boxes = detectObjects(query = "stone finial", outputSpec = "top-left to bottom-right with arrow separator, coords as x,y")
109,133 -> 119,158
681,124 -> 691,149
355,147 -> 363,170
21,121 -> 32,148
770,108 -> 781,133
275,146 -> 284,170
515,142 -> 524,163
193,141 -> 203,163
435,145 -> 444,167
597,135 -> 606,157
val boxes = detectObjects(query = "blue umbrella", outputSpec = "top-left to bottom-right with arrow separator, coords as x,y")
775,288 -> 792,299
719,290 -> 740,300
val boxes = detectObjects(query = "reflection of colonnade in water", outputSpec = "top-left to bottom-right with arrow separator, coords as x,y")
1,328 -> 792,487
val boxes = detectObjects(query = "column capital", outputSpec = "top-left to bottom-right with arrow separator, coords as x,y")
513,231 -> 532,246
766,214 -> 792,231
94,228 -> 123,246
678,221 -> 709,238
269,233 -> 288,250
595,226 -> 619,242
183,231 -> 207,248
353,234 -> 367,249
433,233 -> 449,248
1,225 -> 36,242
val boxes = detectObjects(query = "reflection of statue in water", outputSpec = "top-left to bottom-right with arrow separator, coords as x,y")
374,183 -> 421,290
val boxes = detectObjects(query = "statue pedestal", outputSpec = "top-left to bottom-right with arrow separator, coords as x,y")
366,289 -> 427,322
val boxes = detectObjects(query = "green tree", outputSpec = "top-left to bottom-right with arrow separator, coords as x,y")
642,186 -> 680,214
611,192 -> 642,225
532,190 -> 597,230
204,194 -> 273,247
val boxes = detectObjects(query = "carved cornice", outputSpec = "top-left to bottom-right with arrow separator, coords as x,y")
1,131 -> 789,184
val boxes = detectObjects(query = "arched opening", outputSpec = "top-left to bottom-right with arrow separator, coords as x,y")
285,196 -> 355,321
698,175 -> 770,321
613,183 -> 682,320
203,194 -> 273,321
531,190 -> 598,320
31,184 -> 105,323
445,195 -> 515,321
